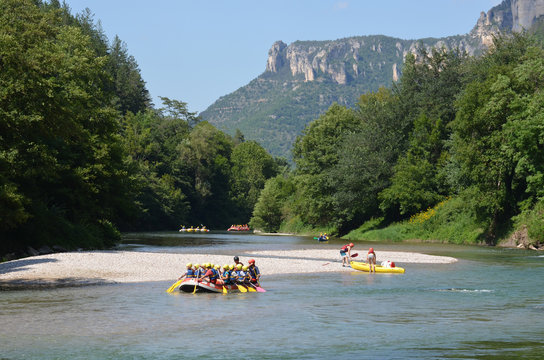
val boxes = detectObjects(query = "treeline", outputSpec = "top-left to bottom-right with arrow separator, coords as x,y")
251,33 -> 544,246
0,0 -> 282,256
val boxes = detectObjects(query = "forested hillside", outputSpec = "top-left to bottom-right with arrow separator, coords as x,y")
250,34 -> 544,248
0,0 -> 281,257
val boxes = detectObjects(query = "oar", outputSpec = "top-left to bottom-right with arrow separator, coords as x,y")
192,279 -> 198,294
246,283 -> 257,292
236,283 -> 248,293
351,253 -> 358,258
222,283 -> 228,294
166,279 -> 183,293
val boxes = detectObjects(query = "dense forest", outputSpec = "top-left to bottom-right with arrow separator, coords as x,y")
250,33 -> 544,248
0,0 -> 282,257
2,1 -> 544,258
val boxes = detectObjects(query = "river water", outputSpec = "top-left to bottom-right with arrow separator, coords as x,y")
1,232 -> 543,359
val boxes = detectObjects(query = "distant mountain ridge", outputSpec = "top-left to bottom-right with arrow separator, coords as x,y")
200,0 -> 544,160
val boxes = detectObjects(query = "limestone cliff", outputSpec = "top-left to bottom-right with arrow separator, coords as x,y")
201,0 -> 544,160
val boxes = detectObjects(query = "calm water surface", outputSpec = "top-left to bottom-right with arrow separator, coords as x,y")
1,232 -> 543,359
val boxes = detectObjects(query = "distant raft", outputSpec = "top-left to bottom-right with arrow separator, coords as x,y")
350,261 -> 405,274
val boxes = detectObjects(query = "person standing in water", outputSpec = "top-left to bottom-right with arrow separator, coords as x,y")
367,248 -> 377,273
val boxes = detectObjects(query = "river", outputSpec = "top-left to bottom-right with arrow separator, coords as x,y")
1,232 -> 543,359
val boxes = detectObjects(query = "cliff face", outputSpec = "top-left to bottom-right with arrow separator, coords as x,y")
201,0 -> 544,160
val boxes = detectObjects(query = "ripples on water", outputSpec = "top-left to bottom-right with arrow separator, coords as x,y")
1,233 -> 543,359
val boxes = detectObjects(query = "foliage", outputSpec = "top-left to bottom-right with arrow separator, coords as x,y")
0,0 -> 125,252
250,176 -> 295,232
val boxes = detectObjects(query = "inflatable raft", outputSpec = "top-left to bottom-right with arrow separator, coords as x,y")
350,261 -> 405,274
179,278 -> 241,293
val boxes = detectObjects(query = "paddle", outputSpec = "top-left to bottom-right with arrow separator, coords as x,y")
236,283 -> 248,293
222,282 -> 228,294
351,253 -> 358,258
254,283 -> 266,292
192,279 -> 198,294
166,279 -> 183,293
245,283 -> 257,292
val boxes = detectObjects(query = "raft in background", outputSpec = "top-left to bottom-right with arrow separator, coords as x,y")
179,226 -> 210,232
227,225 -> 250,231
350,261 -> 405,274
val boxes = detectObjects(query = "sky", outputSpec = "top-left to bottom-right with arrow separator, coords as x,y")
64,0 -> 502,113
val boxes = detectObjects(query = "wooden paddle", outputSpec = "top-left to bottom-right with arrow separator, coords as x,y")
166,279 -> 183,293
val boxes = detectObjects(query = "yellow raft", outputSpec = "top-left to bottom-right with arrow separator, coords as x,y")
350,261 -> 405,274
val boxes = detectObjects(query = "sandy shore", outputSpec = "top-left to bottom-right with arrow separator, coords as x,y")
0,249 -> 457,287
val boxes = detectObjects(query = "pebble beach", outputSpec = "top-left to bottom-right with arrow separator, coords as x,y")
0,249 -> 457,288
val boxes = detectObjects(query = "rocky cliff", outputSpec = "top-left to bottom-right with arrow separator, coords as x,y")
201,0 -> 544,160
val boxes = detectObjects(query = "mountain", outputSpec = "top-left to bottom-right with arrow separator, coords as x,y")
200,0 -> 544,160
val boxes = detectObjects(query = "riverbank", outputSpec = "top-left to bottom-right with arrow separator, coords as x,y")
0,248 -> 456,288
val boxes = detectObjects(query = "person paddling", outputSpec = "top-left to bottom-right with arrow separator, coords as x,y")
340,243 -> 354,267
367,248 -> 377,273
247,259 -> 261,285
178,263 -> 195,281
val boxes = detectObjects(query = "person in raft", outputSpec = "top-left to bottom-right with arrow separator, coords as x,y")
221,264 -> 233,285
367,248 -> 377,273
178,263 -> 195,280
340,243 -> 354,267
234,255 -> 244,267
200,263 -> 220,284
247,259 -> 261,285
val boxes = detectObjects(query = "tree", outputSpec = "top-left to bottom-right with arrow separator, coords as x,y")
250,176 -> 295,232
0,0 -> 128,252
292,103 -> 360,226
230,141 -> 278,220
448,33 -> 543,241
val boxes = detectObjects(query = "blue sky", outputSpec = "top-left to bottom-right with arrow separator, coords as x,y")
64,0 -> 501,113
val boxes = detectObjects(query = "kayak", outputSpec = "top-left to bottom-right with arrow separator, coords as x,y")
350,261 -> 405,274
179,278 -> 241,293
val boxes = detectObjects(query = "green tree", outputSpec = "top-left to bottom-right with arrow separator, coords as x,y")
0,0 -> 127,252
449,33 -> 543,241
230,141 -> 278,220
250,176 -> 295,232
292,103 -> 360,226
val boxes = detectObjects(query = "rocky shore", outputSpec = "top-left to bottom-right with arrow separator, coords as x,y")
0,249 -> 456,289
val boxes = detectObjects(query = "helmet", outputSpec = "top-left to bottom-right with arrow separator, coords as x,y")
349,243 -> 354,247
205,263 -> 211,268
236,264 -> 242,270
230,265 -> 235,270
248,259 -> 255,264
242,266 -> 248,271
194,264 -> 200,268
369,248 -> 374,253
234,256 -> 239,262
223,264 -> 229,269
214,265 -> 220,269
186,263 -> 192,268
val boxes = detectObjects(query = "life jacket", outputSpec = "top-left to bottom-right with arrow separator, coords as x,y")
223,270 -> 232,284
195,268 -> 204,278
185,269 -> 195,278
209,268 -> 219,282
341,244 -> 350,252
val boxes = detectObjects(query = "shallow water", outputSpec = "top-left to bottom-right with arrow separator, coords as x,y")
1,233 -> 543,359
